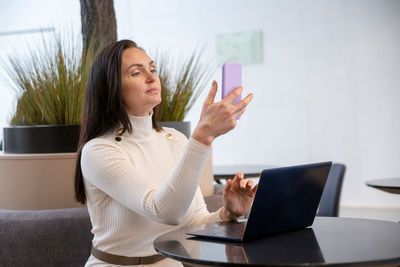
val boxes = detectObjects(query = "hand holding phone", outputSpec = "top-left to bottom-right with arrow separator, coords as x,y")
222,62 -> 242,119
192,64 -> 252,146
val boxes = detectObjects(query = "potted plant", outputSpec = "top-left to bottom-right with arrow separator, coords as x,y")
2,34 -> 93,153
0,33 -> 93,210
154,49 -> 214,138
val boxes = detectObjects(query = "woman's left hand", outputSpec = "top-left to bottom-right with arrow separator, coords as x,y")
220,172 -> 258,221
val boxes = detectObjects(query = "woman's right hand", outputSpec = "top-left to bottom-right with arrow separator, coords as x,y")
192,81 -> 253,146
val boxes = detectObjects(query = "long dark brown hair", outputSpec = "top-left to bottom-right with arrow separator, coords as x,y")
74,40 -> 160,204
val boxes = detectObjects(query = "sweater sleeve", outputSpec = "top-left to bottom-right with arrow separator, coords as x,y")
81,137 -> 211,226
186,189 -> 223,226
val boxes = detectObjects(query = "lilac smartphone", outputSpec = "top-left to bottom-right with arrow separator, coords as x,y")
222,62 -> 242,119
222,62 -> 242,104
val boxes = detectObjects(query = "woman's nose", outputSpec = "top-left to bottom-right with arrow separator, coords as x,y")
145,70 -> 156,83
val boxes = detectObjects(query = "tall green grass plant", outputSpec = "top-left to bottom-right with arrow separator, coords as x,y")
3,33 -> 93,126
154,49 -> 214,121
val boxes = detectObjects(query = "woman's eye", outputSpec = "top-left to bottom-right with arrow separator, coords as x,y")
131,72 -> 140,77
151,69 -> 157,74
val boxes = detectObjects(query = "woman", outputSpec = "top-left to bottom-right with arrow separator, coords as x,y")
74,39 -> 255,266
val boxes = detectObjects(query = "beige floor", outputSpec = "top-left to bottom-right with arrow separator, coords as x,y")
339,206 -> 400,222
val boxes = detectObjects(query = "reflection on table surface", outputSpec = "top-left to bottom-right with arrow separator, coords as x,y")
366,177 -> 400,194
190,227 -> 324,264
154,217 -> 400,266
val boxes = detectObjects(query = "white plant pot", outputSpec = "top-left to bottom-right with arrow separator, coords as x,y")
0,152 -> 84,210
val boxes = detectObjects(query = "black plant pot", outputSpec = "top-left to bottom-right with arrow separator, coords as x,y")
158,121 -> 191,139
3,125 -> 80,153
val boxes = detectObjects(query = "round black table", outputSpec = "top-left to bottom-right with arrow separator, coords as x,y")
366,178 -> 400,194
154,217 -> 400,266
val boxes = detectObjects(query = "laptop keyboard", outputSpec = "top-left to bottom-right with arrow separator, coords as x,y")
221,223 -> 246,236
196,222 -> 246,239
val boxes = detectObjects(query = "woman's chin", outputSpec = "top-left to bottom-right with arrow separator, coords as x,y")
147,98 -> 161,110
152,96 -> 162,106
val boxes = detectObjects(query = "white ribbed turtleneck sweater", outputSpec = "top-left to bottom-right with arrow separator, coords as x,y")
81,114 -> 222,266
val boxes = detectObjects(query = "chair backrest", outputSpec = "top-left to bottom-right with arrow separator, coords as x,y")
317,163 -> 346,217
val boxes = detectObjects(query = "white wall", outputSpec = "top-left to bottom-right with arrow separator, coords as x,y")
0,0 -> 399,208
116,0 -> 400,208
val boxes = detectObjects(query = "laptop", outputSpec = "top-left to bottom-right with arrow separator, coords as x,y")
187,161 -> 332,242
